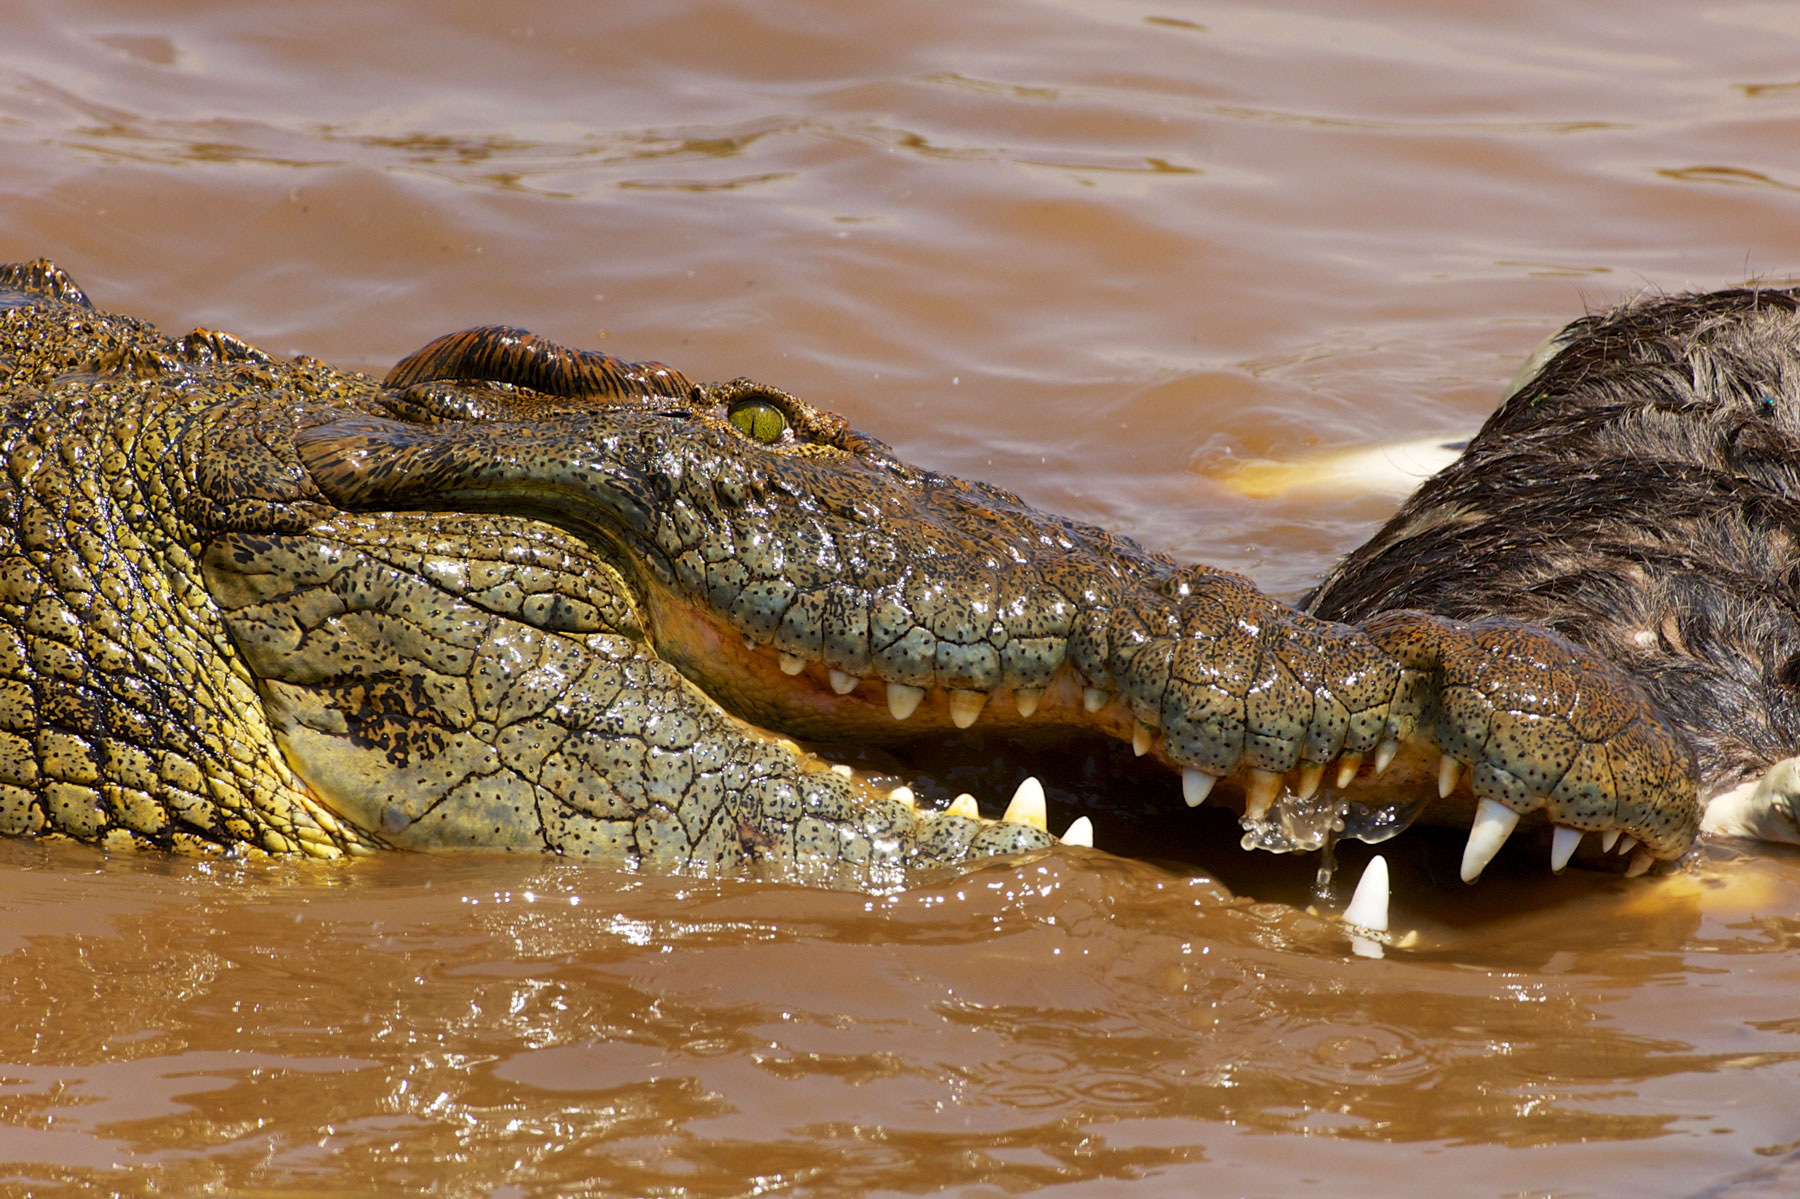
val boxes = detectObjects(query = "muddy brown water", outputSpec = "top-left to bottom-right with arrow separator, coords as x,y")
5,0 -> 1800,1195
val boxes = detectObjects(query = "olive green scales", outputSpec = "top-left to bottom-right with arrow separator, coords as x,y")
0,259 -> 1699,885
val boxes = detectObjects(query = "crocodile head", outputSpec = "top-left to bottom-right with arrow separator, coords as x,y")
287,327 -> 1696,880
0,261 -> 1699,886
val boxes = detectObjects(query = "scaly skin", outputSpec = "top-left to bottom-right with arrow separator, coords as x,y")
0,260 -> 1699,884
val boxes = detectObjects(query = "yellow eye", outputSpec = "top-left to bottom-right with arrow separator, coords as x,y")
728,399 -> 787,444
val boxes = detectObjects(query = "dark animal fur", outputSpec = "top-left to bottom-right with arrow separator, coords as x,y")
1307,288 -> 1800,799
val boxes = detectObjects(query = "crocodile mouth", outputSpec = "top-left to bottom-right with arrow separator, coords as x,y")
649,590 -> 1670,884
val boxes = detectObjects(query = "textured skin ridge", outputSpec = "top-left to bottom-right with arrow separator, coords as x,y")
0,259 -> 1702,881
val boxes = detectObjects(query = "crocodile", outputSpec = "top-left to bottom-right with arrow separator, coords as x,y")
0,258 -> 1705,888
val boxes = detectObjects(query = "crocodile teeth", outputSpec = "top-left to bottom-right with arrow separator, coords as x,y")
1343,853 -> 1390,932
888,785 -> 916,808
1132,722 -> 1155,757
743,635 -> 758,652
1624,848 -> 1655,877
1245,769 -> 1284,821
1003,776 -> 1048,829
948,689 -> 987,729
946,793 -> 980,818
1182,768 -> 1217,807
830,763 -> 854,778
1082,687 -> 1110,713
1335,753 -> 1364,789
1014,688 -> 1043,718
779,652 -> 808,676
1374,738 -> 1401,776
1616,834 -> 1638,857
1550,825 -> 1582,872
887,683 -> 925,721
1437,754 -> 1463,799
1060,816 -> 1094,848
1296,762 -> 1326,801
829,669 -> 859,695
1460,797 -> 1520,883
1601,828 -> 1621,853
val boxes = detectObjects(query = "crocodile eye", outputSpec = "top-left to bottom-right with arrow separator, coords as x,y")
728,399 -> 787,444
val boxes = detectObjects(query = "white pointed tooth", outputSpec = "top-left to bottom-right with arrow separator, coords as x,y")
1245,769 -> 1284,821
1182,769 -> 1217,808
946,793 -> 980,819
1550,825 -> 1583,872
1060,816 -> 1094,848
1335,753 -> 1364,789
1132,722 -> 1155,757
948,689 -> 987,729
1003,776 -> 1048,830
1014,688 -> 1043,718
1616,834 -> 1638,857
1601,828 -> 1621,852
886,682 -> 925,721
1624,848 -> 1655,878
1459,797 -> 1521,883
829,669 -> 860,695
1437,754 -> 1463,799
830,763 -> 854,778
1296,762 -> 1326,801
1343,853 -> 1390,932
777,652 -> 807,676
1082,687 -> 1110,713
1374,738 -> 1401,775
888,785 -> 916,808
1350,935 -> 1385,960
743,635 -> 759,652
